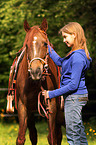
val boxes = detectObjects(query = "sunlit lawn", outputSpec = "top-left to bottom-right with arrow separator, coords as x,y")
0,117 -> 96,145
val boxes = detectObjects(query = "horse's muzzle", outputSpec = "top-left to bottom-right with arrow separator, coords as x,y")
28,58 -> 47,80
29,67 -> 43,80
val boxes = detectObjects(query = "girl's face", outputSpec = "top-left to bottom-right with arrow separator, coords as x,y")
62,32 -> 76,48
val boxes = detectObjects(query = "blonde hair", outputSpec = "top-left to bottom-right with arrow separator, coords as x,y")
60,22 -> 90,59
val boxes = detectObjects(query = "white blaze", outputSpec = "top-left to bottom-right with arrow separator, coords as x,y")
33,36 -> 37,57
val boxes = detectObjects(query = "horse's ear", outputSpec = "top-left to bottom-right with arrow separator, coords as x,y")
24,20 -> 31,32
40,18 -> 48,32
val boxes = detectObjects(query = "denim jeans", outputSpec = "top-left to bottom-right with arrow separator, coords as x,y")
64,94 -> 88,145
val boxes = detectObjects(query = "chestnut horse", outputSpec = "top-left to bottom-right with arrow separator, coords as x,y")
16,19 -> 64,145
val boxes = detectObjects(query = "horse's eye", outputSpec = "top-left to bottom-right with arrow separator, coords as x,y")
44,42 -> 47,48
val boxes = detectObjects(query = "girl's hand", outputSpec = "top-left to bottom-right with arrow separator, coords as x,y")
42,90 -> 50,100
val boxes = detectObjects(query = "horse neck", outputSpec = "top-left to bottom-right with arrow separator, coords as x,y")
48,57 -> 58,88
19,48 -> 28,79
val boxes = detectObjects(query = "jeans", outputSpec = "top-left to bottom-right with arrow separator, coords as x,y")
64,94 -> 88,145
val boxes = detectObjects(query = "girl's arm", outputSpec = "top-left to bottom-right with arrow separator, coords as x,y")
48,45 -> 62,66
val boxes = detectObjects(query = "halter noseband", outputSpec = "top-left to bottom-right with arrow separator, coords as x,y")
29,57 -> 47,65
28,55 -> 49,73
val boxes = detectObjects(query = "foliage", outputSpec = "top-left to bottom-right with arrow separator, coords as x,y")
0,0 -> 96,88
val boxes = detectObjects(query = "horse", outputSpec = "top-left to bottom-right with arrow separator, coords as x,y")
12,18 -> 64,145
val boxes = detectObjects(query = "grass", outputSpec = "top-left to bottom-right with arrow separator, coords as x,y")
0,117 -> 96,145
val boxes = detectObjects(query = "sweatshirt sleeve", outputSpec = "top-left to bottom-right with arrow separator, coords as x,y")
48,45 -> 62,66
48,53 -> 85,99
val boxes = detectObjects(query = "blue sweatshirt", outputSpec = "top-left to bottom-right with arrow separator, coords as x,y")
48,45 -> 92,99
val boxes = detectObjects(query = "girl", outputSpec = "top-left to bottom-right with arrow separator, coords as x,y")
42,22 -> 92,145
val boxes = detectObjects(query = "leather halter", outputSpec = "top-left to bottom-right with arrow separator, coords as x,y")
27,27 -> 50,76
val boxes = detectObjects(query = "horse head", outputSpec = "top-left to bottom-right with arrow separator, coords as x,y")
24,18 -> 49,80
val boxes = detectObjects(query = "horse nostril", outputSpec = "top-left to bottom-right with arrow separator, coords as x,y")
36,67 -> 41,75
30,68 -> 33,74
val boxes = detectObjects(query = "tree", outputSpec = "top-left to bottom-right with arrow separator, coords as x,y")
0,0 -> 96,89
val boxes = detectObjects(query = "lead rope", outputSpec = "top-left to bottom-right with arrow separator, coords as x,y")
38,85 -> 54,145
38,42 -> 52,119
38,40 -> 54,145
38,86 -> 50,119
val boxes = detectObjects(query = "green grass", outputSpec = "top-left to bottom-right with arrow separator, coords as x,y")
0,117 -> 96,145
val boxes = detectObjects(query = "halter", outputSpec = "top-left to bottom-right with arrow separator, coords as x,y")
28,51 -> 49,74
27,27 -> 50,76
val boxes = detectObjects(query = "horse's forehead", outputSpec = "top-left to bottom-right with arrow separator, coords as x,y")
30,28 -> 47,42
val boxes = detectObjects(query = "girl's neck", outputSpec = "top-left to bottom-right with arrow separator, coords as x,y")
71,47 -> 84,51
